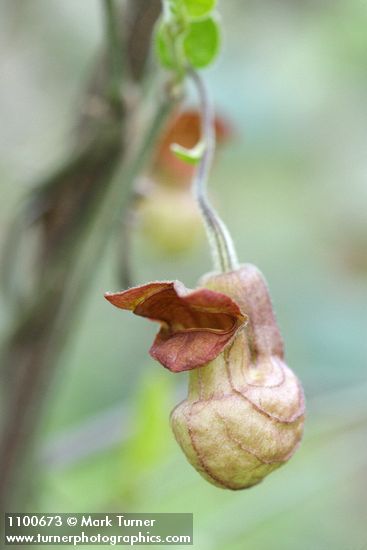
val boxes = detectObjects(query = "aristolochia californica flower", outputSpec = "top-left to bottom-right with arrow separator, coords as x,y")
105,263 -> 305,490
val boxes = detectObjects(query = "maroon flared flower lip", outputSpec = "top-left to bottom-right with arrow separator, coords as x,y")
105,280 -> 247,372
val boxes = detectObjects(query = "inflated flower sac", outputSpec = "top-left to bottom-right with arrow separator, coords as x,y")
105,263 -> 305,490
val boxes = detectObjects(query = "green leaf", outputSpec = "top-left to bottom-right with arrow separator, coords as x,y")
183,16 -> 220,68
170,141 -> 206,165
154,22 -> 176,69
183,0 -> 217,18
122,372 -> 173,474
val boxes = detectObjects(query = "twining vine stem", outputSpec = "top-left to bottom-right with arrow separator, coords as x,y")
189,68 -> 238,273
102,0 -> 124,111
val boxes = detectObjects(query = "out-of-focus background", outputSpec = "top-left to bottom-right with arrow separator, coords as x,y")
1,1 -> 367,549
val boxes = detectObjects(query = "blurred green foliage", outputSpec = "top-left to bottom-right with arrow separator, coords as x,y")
1,0 -> 367,549
155,0 -> 220,71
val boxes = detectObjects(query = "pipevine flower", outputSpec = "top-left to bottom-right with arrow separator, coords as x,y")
105,263 -> 305,490
107,46 -> 305,489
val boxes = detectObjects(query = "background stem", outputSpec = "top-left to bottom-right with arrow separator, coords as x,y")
0,0 -> 171,513
103,0 -> 125,113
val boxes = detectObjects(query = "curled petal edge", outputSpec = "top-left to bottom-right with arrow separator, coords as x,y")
104,281 -> 247,372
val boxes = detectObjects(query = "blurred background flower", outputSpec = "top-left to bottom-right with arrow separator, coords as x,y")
132,109 -> 231,257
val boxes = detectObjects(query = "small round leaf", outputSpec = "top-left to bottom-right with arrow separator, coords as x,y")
183,16 -> 220,68
183,0 -> 217,18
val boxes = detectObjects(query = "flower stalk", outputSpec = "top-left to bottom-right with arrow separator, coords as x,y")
189,69 -> 239,273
